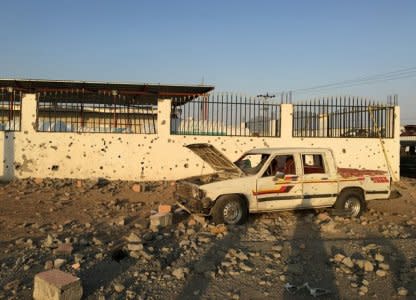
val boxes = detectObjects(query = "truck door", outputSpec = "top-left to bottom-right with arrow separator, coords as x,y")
256,154 -> 303,211
301,153 -> 338,207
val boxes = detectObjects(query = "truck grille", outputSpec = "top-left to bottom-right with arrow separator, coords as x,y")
175,182 -> 194,199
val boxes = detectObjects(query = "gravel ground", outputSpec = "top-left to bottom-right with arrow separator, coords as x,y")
0,177 -> 415,299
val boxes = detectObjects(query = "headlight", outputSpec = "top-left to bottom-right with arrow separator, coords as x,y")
192,187 -> 206,199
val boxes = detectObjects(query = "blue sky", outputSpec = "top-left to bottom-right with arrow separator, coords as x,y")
1,0 -> 415,123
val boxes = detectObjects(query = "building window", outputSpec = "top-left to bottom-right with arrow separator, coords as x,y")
0,90 -> 21,131
37,93 -> 157,134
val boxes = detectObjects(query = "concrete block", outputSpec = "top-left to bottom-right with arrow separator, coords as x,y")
158,204 -> 172,214
150,212 -> 172,228
33,269 -> 82,300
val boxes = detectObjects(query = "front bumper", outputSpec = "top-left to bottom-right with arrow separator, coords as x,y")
175,194 -> 213,215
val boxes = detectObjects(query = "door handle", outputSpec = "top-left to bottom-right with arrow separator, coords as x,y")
321,177 -> 328,180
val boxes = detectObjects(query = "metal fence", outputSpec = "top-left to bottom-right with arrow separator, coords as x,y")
0,90 -> 21,131
293,97 -> 395,138
37,93 -> 157,134
171,93 -> 281,137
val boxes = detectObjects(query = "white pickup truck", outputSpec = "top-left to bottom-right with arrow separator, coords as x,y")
175,144 -> 391,225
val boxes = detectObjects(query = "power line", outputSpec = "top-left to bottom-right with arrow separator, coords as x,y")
291,67 -> 416,94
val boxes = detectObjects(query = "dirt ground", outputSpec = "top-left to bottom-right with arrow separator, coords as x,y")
0,177 -> 416,299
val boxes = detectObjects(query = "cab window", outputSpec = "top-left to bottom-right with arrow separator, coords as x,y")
263,155 -> 296,177
302,154 -> 325,174
235,154 -> 270,175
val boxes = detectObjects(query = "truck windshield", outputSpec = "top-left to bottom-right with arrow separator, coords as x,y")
234,153 -> 270,175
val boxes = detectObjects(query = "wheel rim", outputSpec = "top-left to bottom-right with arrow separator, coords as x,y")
344,197 -> 361,217
223,201 -> 242,224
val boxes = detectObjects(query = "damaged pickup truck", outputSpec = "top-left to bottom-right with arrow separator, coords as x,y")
175,144 -> 391,225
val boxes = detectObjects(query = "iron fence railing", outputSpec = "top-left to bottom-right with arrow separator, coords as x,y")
0,90 -> 22,131
293,97 -> 395,138
171,93 -> 281,137
37,94 -> 157,134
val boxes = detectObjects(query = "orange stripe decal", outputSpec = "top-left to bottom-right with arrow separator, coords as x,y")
253,185 -> 294,196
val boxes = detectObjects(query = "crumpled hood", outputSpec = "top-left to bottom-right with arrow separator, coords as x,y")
185,143 -> 244,176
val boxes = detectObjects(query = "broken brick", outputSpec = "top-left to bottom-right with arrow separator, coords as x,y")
131,183 -> 142,193
34,178 -> 43,185
158,204 -> 172,214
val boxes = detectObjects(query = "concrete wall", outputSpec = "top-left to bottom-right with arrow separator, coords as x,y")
0,94 -> 401,182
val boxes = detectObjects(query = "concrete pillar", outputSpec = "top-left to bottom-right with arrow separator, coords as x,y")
21,93 -> 37,133
157,98 -> 172,138
280,104 -> 293,140
0,93 -> 36,181
319,113 -> 328,137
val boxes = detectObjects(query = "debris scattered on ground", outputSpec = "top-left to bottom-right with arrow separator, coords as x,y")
284,282 -> 331,297
0,177 -> 415,299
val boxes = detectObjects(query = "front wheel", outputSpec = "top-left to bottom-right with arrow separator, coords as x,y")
334,189 -> 365,217
212,196 -> 248,225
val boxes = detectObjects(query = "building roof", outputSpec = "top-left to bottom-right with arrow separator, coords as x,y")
245,147 -> 333,154
0,78 -> 214,105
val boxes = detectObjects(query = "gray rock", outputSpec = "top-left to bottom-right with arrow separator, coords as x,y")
375,253 -> 384,262
92,237 -> 103,246
239,263 -> 253,272
364,260 -> 374,272
342,257 -> 354,268
234,251 -> 249,261
53,258 -> 66,269
44,261 -> 53,270
172,268 -> 185,280
320,220 -> 338,233
113,282 -> 125,293
126,233 -> 141,243
397,287 -> 408,296
43,234 -> 54,247
127,243 -> 144,251
333,253 -> 345,263
272,245 -> 283,252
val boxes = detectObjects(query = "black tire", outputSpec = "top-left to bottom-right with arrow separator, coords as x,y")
211,196 -> 248,225
335,189 -> 365,217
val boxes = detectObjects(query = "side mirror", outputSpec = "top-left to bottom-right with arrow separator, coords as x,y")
273,171 -> 285,181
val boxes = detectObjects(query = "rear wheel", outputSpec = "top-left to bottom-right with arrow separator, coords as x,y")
212,196 -> 248,225
335,189 -> 364,217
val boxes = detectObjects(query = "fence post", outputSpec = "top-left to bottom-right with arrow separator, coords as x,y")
157,98 -> 172,138
280,103 -> 293,139
21,93 -> 37,133
393,105 -> 401,180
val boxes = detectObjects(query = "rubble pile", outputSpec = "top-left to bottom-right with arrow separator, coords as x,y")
0,177 -> 415,299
